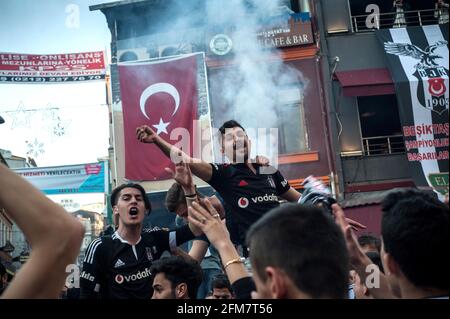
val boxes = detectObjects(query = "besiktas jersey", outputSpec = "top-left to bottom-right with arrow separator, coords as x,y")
80,226 -> 195,299
208,163 -> 291,243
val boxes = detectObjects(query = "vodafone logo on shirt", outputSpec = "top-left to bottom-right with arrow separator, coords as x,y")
115,274 -> 124,284
115,268 -> 152,284
238,197 -> 249,208
238,193 -> 278,208
251,193 -> 278,203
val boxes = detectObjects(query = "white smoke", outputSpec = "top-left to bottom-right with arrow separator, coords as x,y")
203,0 -> 309,163
117,0 -> 309,164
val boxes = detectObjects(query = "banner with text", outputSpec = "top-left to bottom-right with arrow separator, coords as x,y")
377,24 -> 449,195
0,51 -> 106,83
13,162 -> 107,194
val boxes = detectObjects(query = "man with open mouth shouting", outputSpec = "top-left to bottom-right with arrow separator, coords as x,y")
80,183 -> 203,299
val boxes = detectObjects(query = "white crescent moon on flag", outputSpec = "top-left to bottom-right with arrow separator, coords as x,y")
139,83 -> 180,120
430,82 -> 444,96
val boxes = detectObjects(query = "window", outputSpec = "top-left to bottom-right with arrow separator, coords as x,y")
358,95 -> 405,156
276,86 -> 308,154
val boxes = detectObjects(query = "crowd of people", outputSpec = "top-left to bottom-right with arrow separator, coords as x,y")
0,120 -> 448,299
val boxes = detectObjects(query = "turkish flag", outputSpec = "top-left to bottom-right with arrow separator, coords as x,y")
118,55 -> 198,181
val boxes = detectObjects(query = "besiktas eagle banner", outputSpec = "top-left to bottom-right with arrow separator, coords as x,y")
377,24 -> 449,195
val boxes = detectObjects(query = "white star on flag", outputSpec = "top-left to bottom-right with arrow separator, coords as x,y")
152,118 -> 169,135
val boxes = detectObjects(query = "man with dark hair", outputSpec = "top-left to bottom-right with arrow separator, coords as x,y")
380,189 -> 449,298
80,183 -> 203,299
165,181 -> 224,299
137,120 -> 362,247
334,188 -> 449,299
137,120 -> 301,244
151,256 -> 203,299
188,200 -> 350,299
358,234 -> 381,254
110,183 -> 151,227
246,203 -> 350,299
211,274 -> 234,299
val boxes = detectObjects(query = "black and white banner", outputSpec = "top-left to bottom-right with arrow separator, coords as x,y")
377,24 -> 449,195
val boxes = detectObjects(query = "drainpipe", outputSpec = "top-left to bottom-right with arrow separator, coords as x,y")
312,0 -> 346,200
298,0 -> 311,13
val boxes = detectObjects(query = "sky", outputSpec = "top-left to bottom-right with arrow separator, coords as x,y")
0,0 -> 116,207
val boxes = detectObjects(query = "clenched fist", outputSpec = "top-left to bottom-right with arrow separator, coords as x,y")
136,125 -> 157,143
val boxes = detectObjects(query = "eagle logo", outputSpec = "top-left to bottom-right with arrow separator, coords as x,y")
384,40 -> 449,115
384,40 -> 448,69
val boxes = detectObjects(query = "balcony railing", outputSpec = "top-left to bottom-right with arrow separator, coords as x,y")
351,8 -> 448,33
362,135 -> 406,156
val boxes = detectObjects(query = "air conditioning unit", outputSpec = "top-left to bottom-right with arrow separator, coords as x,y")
158,43 -> 194,58
116,48 -> 151,62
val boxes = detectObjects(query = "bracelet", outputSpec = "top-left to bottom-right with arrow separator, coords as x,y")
184,185 -> 197,198
224,257 -> 244,269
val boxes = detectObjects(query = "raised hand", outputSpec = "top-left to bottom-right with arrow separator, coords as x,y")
332,203 -> 396,299
346,217 -> 367,232
188,199 -> 230,247
165,161 -> 194,190
136,125 -> 157,143
255,155 -> 270,166
332,204 -> 366,267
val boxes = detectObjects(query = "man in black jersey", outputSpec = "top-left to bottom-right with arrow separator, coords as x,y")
137,120 -> 363,244
136,120 -> 301,244
80,183 -> 202,299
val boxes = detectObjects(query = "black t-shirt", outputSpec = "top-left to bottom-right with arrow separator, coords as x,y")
80,225 -> 195,299
208,163 -> 291,242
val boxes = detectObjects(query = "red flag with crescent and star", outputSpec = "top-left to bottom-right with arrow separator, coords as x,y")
118,54 -> 198,181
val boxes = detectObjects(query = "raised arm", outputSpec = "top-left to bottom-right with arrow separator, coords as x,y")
165,161 -> 202,237
0,164 -> 84,298
332,204 -> 396,299
136,125 -> 212,182
188,200 -> 250,284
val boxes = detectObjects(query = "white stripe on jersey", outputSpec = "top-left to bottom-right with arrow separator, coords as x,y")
169,231 -> 177,250
83,238 -> 101,262
88,240 -> 102,264
84,238 -> 102,264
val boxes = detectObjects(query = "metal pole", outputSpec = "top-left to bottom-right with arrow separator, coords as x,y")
298,0 -> 311,13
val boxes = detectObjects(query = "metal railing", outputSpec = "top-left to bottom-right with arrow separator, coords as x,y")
362,135 -> 406,156
351,8 -> 448,33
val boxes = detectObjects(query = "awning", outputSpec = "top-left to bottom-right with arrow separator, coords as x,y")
335,68 -> 395,97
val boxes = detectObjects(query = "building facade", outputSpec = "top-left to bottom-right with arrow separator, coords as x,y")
92,0 -> 448,233
71,209 -> 105,265
316,0 -> 448,234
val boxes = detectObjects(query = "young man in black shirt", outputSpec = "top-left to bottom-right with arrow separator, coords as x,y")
80,183 -> 202,299
137,120 -> 363,243
136,120 -> 301,244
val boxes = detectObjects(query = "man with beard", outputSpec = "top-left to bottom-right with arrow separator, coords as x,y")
136,120 -> 364,246
151,256 -> 202,299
